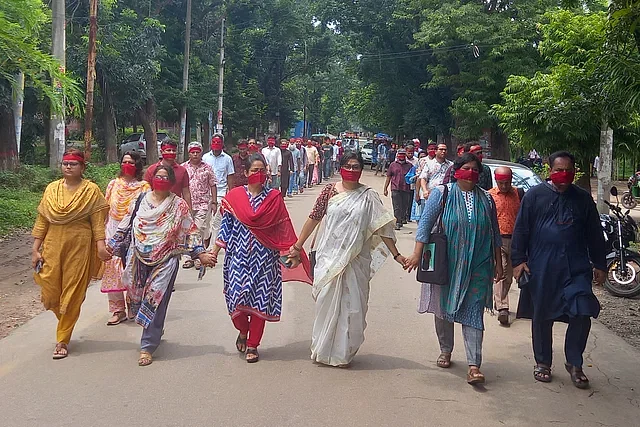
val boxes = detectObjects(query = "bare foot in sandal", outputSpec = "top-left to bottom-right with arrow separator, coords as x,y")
246,347 -> 259,363
467,366 -> 485,385
565,363 -> 589,389
53,343 -> 68,360
437,353 -> 452,368
138,351 -> 153,367
533,364 -> 552,382
236,333 -> 247,353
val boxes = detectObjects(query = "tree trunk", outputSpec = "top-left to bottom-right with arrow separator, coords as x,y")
98,68 -> 118,163
491,126 -> 510,161
0,106 -> 19,171
597,119 -> 614,213
138,98 -> 158,165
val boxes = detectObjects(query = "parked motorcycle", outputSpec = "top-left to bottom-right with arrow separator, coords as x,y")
601,187 -> 640,297
621,173 -> 640,209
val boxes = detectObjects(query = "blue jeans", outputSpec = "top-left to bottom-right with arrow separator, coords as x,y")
324,159 -> 332,179
287,171 -> 298,195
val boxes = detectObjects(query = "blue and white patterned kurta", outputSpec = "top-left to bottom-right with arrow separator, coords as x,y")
217,187 -> 282,321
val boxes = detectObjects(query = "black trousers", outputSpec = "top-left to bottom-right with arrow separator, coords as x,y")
391,190 -> 412,225
532,316 -> 591,368
307,164 -> 315,186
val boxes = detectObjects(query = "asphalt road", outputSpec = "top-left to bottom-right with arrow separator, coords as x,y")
0,171 -> 639,427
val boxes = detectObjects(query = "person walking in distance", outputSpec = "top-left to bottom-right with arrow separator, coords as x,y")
384,149 -> 413,230
296,139 -> 307,193
306,140 -> 319,187
280,139 -> 295,198
231,140 -> 250,188
262,135 -> 281,190
511,151 -> 606,388
143,140 -> 192,208
488,167 -> 524,326
182,141 -> 217,268
202,134 -> 235,248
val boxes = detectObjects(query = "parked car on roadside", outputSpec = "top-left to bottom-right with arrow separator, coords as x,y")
119,132 -> 170,162
484,159 -> 542,191
360,142 -> 374,164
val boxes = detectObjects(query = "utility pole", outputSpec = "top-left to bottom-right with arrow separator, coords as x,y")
179,0 -> 192,161
84,0 -> 99,160
50,0 -> 66,169
302,40 -> 308,138
216,17 -> 225,135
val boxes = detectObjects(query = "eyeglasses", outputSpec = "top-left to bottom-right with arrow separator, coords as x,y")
62,162 -> 81,167
342,164 -> 362,171
154,175 -> 170,181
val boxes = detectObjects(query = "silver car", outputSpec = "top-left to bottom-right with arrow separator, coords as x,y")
119,132 -> 170,162
360,142 -> 374,164
484,159 -> 542,191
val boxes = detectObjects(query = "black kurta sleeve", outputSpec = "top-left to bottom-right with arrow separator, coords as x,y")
510,191 -> 532,268
584,195 -> 607,271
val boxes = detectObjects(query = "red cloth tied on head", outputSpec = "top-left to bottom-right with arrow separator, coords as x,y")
220,187 -> 313,285
494,173 -> 512,181
161,143 -> 175,151
188,146 -> 202,153
237,141 -> 248,148
62,154 -> 85,163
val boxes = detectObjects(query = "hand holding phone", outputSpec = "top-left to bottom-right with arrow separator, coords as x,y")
279,255 -> 293,268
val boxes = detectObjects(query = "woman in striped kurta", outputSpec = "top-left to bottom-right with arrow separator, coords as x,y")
212,153 -> 311,363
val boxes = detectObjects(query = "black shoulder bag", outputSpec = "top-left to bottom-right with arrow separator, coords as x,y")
118,193 -> 145,268
417,185 -> 449,285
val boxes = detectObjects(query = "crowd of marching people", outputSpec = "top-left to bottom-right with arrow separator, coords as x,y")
30,134 -> 605,389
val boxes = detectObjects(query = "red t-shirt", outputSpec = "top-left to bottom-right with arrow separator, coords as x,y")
144,161 -> 190,197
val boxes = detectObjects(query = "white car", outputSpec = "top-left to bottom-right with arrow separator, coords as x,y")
119,132 -> 170,162
484,159 -> 542,191
360,142 -> 374,164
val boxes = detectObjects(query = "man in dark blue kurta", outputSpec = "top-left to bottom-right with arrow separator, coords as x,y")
511,151 -> 606,389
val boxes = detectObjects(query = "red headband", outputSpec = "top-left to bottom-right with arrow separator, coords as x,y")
238,143 -> 248,148
495,173 -> 512,181
62,154 -> 84,163
161,144 -> 176,151
189,147 -> 202,153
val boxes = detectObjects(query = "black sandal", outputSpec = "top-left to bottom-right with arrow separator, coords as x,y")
246,347 -> 259,363
565,363 -> 590,389
235,334 -> 247,353
533,364 -> 552,383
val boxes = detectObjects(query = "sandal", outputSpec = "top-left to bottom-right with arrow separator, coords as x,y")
467,366 -> 485,385
236,333 -> 247,353
565,363 -> 590,389
437,353 -> 452,368
53,343 -> 68,360
246,347 -> 260,363
138,351 -> 153,367
182,260 -> 195,269
533,364 -> 552,383
194,259 -> 202,270
498,309 -> 510,326
106,311 -> 127,326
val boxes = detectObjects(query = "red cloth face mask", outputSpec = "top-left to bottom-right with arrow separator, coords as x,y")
248,145 -> 258,153
153,177 -> 172,191
341,168 -> 362,182
454,168 -> 480,184
428,149 -> 436,157
121,163 -> 137,177
247,171 -> 268,185
396,155 -> 407,162
550,171 -> 575,185
162,152 -> 177,160
267,141 -> 275,147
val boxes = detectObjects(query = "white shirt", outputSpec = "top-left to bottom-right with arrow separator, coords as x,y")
419,157 -> 453,189
202,150 -> 235,199
332,145 -> 339,161
262,147 -> 282,175
594,156 -> 600,171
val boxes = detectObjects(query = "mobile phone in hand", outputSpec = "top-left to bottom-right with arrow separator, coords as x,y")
35,260 -> 43,274
279,255 -> 293,268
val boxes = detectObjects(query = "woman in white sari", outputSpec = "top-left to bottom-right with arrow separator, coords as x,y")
289,152 -> 406,366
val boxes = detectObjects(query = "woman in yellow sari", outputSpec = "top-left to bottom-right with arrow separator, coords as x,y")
101,152 -> 150,325
31,149 -> 111,359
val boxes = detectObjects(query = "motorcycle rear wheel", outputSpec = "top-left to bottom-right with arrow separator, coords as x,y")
621,192 -> 637,210
604,256 -> 640,298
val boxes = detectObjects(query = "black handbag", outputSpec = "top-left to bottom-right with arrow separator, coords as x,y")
118,193 -> 145,268
416,185 -> 449,285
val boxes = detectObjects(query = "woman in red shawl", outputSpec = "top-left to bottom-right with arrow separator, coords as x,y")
211,154 -> 311,363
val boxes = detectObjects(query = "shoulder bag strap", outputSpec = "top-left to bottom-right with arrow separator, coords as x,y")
436,184 -> 448,233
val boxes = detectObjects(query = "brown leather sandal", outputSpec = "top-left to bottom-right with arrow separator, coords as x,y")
138,351 -> 153,367
53,343 -> 68,360
565,363 -> 590,389
246,347 -> 259,363
437,353 -> 452,368
467,366 -> 485,385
